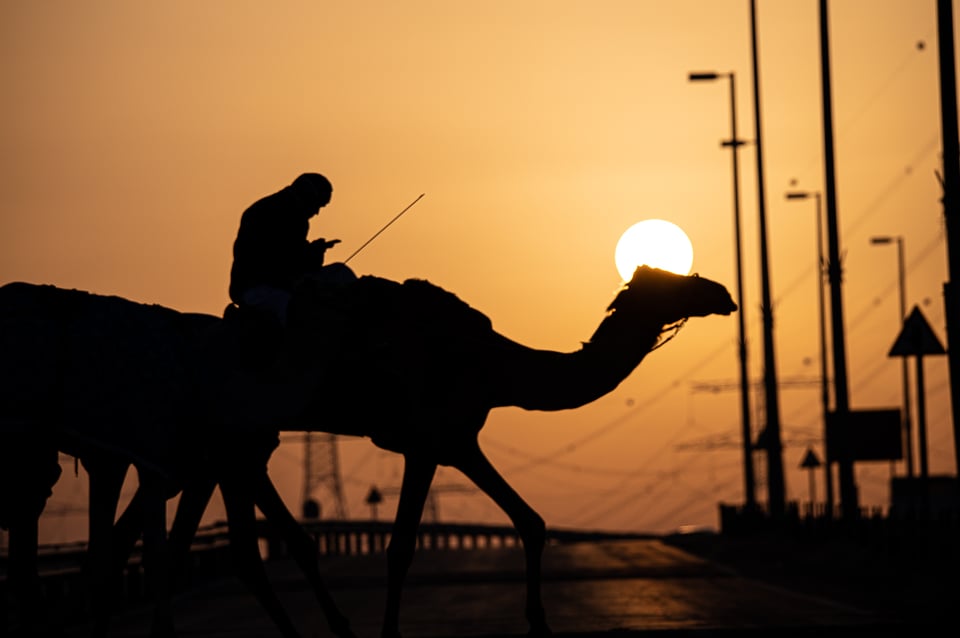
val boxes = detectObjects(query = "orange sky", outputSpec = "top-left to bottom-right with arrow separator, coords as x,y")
1,1 -> 955,543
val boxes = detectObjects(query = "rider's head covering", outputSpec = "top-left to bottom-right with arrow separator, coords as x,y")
292,173 -> 333,210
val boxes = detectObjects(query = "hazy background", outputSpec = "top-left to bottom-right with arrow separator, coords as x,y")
1,0 -> 954,543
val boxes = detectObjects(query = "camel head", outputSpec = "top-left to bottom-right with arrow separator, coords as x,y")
609,266 -> 737,326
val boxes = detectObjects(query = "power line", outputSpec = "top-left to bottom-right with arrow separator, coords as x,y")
483,438 -> 648,477
789,31 -> 935,187
499,339 -> 733,476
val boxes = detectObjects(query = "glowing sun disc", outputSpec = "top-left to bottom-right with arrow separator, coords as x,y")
615,219 -> 694,280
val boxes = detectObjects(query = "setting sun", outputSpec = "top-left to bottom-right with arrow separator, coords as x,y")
614,219 -> 694,280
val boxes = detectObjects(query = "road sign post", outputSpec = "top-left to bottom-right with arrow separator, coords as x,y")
888,306 -> 947,516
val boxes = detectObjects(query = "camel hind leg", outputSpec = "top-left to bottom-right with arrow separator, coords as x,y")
165,473 -> 217,590
218,468 -> 303,638
454,443 -> 551,637
253,474 -> 356,638
83,452 -> 130,638
382,454 -> 436,638
161,467 -> 356,638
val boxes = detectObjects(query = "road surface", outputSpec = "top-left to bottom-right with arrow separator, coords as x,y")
54,537 -> 918,637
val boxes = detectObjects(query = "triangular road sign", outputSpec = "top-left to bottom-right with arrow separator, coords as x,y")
800,447 -> 822,468
889,306 -> 946,357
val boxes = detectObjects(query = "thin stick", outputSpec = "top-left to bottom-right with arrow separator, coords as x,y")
344,193 -> 425,264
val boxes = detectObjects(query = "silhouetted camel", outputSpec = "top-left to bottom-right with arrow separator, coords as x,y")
0,284 -> 351,638
0,438 -> 350,638
0,265 -> 735,638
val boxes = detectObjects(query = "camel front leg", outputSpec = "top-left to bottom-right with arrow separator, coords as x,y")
455,445 -> 550,637
382,454 -> 436,638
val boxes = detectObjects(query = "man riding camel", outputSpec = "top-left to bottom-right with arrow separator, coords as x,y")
228,172 -> 356,327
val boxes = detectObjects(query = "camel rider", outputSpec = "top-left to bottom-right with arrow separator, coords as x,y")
228,172 -> 356,327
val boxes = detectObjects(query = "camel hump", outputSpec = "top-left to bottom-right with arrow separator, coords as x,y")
283,274 -> 495,370
399,278 -> 493,333
293,274 -> 492,333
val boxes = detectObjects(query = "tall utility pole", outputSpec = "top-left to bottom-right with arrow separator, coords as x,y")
819,0 -> 858,516
749,0 -> 786,518
936,0 -> 960,479
725,71 -> 757,511
786,191 -> 834,513
687,70 -> 756,510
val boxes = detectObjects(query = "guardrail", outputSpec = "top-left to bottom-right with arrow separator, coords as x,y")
261,519 -> 648,560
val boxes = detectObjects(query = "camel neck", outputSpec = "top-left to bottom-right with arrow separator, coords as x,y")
490,318 -> 666,412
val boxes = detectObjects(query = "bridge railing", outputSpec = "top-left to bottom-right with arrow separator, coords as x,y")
256,518 -> 645,560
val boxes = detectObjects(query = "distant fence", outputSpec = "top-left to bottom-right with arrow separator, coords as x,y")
264,519 -> 521,559
261,519 -> 647,560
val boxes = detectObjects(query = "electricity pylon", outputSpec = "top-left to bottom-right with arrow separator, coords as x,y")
302,432 -> 348,520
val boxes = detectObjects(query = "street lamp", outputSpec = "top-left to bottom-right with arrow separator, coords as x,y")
786,190 -> 833,514
688,70 -> 756,510
870,235 -> 913,479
